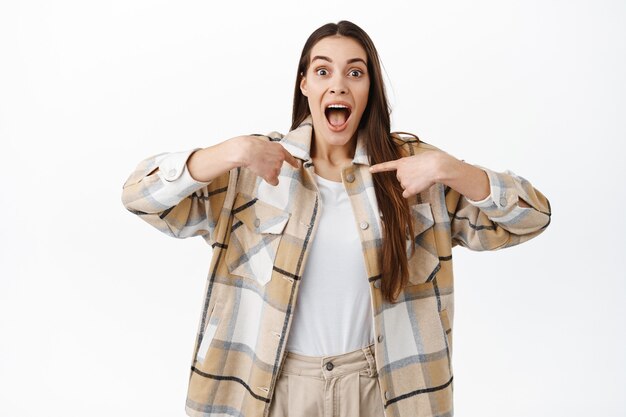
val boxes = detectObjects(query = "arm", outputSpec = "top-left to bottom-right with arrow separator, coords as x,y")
370,149 -> 551,251
436,158 -> 529,208
120,143 -> 234,244
121,135 -> 299,244
442,160 -> 551,250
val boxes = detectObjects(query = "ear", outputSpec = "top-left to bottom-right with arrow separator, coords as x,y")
300,75 -> 308,97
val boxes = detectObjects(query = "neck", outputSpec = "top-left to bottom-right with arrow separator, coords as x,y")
310,130 -> 358,167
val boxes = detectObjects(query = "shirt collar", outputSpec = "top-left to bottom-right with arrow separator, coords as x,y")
280,115 -> 371,166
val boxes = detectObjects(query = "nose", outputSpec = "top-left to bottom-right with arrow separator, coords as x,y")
330,86 -> 347,95
329,75 -> 347,95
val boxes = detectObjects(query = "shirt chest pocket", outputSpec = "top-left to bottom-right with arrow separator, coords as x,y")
406,202 -> 441,285
225,193 -> 290,286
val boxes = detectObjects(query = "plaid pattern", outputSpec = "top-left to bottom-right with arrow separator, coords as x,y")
121,115 -> 551,417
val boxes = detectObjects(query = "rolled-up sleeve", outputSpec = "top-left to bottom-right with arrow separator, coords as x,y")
121,149 -> 231,244
447,166 -> 551,251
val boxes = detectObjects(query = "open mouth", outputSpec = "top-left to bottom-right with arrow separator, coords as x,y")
324,103 -> 352,131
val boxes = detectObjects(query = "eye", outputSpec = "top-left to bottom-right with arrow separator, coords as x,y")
316,68 -> 328,76
349,69 -> 363,78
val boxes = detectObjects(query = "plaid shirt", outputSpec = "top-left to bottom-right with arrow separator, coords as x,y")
122,115 -> 551,417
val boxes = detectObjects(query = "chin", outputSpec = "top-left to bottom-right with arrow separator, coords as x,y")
324,128 -> 358,146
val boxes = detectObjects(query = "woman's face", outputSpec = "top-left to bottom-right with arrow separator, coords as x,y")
300,35 -> 370,150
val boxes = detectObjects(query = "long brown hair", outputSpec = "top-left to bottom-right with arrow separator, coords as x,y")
291,21 -> 415,304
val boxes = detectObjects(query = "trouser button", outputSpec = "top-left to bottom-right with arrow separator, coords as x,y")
325,362 -> 334,371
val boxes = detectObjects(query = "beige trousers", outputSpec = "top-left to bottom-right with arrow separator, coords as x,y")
268,343 -> 385,417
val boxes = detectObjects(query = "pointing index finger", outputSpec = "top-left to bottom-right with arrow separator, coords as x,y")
282,147 -> 300,169
369,160 -> 399,173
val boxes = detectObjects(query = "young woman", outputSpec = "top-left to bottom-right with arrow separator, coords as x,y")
122,20 -> 551,417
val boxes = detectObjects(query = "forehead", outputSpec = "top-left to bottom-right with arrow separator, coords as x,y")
309,36 -> 368,64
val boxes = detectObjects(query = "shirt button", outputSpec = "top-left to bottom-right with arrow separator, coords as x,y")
254,218 -> 261,228
359,221 -> 369,230
167,169 -> 177,179
346,173 -> 355,183
499,196 -> 508,207
325,362 -> 334,371
385,391 -> 391,400
374,279 -> 381,289
377,334 -> 384,343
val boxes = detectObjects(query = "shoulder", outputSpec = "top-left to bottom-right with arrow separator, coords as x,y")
391,131 -> 444,157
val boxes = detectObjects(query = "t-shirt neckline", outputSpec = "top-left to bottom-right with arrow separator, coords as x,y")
313,173 -> 344,188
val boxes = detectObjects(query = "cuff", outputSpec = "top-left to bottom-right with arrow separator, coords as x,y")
465,190 -> 492,206
154,149 -> 211,205
465,166 -> 529,222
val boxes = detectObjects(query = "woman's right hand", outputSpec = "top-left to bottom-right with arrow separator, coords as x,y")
236,135 -> 300,185
187,135 -> 300,185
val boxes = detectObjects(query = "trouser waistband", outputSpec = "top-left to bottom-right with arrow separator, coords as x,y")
282,343 -> 378,379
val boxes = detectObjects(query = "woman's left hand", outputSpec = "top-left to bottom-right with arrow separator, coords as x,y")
369,150 -> 454,198
370,150 -> 510,204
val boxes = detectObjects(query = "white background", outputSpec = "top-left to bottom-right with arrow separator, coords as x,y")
1,1 -> 625,416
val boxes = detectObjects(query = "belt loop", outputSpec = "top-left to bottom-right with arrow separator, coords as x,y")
363,344 -> 377,377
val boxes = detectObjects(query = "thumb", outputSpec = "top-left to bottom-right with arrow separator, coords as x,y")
264,176 -> 279,186
283,149 -> 300,169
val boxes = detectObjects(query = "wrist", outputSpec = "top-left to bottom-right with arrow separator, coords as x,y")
186,138 -> 243,182
436,155 -> 490,201
433,153 -> 463,185
222,136 -> 250,169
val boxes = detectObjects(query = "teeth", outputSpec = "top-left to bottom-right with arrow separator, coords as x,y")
327,104 -> 349,109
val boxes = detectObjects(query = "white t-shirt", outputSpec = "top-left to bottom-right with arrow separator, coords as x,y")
286,173 -> 375,356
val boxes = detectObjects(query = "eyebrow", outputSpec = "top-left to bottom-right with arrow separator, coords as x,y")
311,55 -> 367,66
